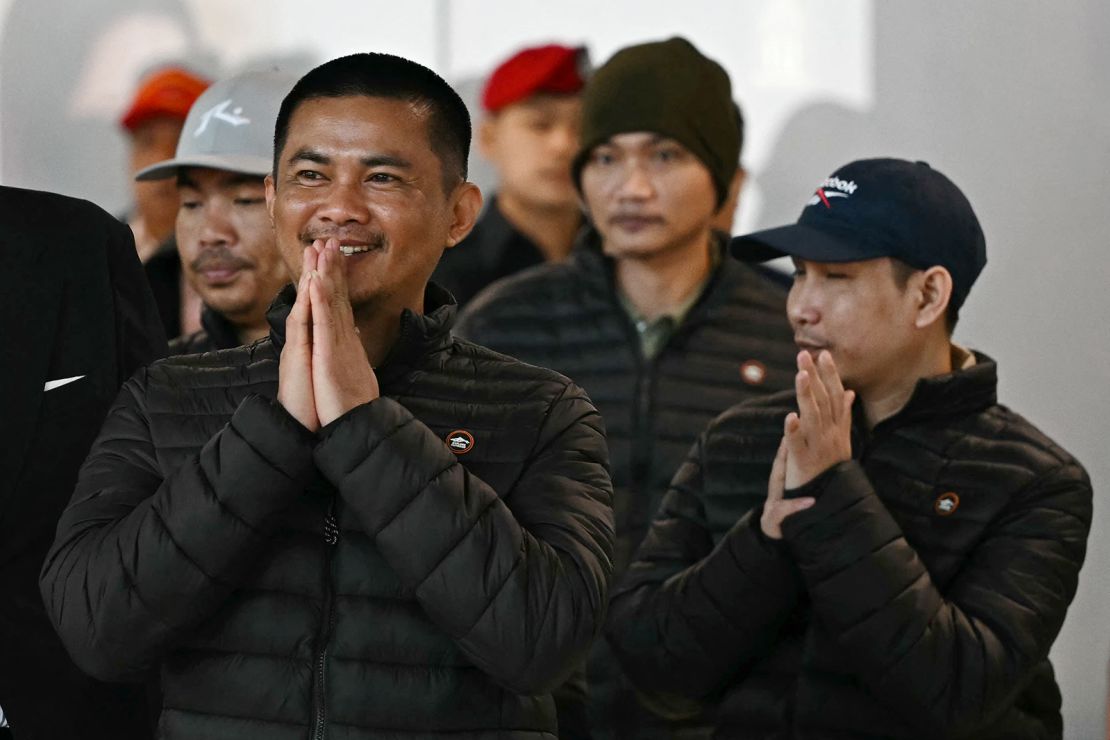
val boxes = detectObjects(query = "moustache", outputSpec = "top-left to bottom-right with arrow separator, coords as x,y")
301,230 -> 388,250
191,249 -> 252,273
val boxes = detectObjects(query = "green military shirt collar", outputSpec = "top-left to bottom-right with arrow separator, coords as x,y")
617,240 -> 722,360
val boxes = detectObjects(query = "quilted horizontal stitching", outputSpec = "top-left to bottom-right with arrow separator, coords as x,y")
149,501 -> 235,588
412,494 -> 500,589
373,461 -> 456,536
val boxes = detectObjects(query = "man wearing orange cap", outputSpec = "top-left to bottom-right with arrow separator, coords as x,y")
431,44 -> 587,306
121,66 -> 210,344
120,66 -> 210,263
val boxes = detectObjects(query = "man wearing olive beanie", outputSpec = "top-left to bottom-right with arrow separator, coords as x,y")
457,36 -> 797,739
570,36 -> 740,208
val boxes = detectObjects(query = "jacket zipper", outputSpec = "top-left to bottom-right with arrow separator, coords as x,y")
310,498 -> 340,740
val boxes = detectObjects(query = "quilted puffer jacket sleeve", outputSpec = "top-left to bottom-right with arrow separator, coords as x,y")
312,382 -> 614,695
604,433 -> 801,702
780,459 -> 1092,738
40,375 -> 317,681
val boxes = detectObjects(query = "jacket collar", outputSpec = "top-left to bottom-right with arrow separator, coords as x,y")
266,282 -> 457,384
571,227 -> 754,323
864,350 -> 998,434
199,306 -> 244,351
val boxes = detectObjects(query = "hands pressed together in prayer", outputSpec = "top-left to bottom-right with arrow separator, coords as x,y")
761,350 -> 855,540
278,238 -> 380,432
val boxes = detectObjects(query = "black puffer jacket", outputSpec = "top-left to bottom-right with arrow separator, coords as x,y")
456,236 -> 797,737
41,284 -> 615,740
607,353 -> 1092,739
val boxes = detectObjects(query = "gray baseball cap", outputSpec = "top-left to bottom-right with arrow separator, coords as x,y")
135,70 -> 297,181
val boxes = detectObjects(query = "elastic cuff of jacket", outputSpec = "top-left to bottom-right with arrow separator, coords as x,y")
732,506 -> 792,565
779,460 -> 863,538
317,398 -> 380,443
692,510 -> 799,603
779,460 -> 870,542
313,396 -> 417,487
233,394 -> 317,484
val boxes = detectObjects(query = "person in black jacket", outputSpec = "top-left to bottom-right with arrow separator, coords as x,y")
40,52 -> 614,740
136,71 -> 296,355
607,158 -> 1093,739
0,186 -> 166,739
456,36 -> 797,740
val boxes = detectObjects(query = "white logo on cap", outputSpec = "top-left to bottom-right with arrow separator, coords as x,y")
194,99 -> 251,136
806,176 -> 858,208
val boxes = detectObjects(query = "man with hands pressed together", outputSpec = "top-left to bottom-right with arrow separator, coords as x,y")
42,53 -> 614,740
607,158 -> 1092,739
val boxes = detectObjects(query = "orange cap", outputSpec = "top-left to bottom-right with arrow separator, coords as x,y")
120,67 -> 210,132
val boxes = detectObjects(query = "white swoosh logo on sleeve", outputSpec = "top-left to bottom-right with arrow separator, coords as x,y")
44,375 -> 86,392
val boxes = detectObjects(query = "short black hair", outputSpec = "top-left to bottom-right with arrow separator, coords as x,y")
273,53 -> 471,192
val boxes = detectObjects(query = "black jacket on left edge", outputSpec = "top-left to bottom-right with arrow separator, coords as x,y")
0,186 -> 166,739
40,283 -> 614,740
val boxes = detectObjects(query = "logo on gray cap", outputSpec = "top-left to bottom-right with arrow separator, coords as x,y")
135,70 -> 298,181
193,99 -> 252,136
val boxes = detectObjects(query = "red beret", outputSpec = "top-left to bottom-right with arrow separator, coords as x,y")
120,67 -> 210,132
481,44 -> 588,113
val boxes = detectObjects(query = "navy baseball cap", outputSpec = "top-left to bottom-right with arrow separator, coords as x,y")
731,158 -> 987,310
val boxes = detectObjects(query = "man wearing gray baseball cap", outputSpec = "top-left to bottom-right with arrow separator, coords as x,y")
137,70 -> 294,353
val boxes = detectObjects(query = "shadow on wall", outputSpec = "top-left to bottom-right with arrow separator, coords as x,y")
750,101 -> 882,231
0,0 -> 211,215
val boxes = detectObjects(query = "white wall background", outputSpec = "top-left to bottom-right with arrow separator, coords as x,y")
1,2 -> 1107,737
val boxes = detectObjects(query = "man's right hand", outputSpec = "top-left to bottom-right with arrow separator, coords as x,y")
760,437 -> 816,540
277,246 -> 320,432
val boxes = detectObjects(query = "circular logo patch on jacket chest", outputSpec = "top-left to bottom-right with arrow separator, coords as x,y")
446,430 -> 475,455
740,360 -> 767,385
934,492 -> 960,516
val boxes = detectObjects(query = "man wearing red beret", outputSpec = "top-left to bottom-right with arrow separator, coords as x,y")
431,44 -> 587,306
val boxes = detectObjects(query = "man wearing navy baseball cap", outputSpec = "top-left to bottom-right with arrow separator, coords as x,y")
608,158 -> 1093,738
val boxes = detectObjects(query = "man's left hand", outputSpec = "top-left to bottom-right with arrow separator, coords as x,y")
308,238 -> 380,426
783,350 -> 854,490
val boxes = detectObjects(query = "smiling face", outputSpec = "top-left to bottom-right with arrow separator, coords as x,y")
266,95 -> 478,314
175,166 -> 288,331
579,132 -> 718,261
787,257 -> 923,395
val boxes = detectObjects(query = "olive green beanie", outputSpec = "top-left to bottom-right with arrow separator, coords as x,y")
572,37 -> 739,206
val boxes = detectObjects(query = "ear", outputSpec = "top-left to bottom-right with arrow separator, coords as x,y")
477,116 -> 498,161
729,166 -> 747,201
711,167 -> 746,233
264,173 -> 276,224
913,266 -> 953,330
444,182 -> 483,249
